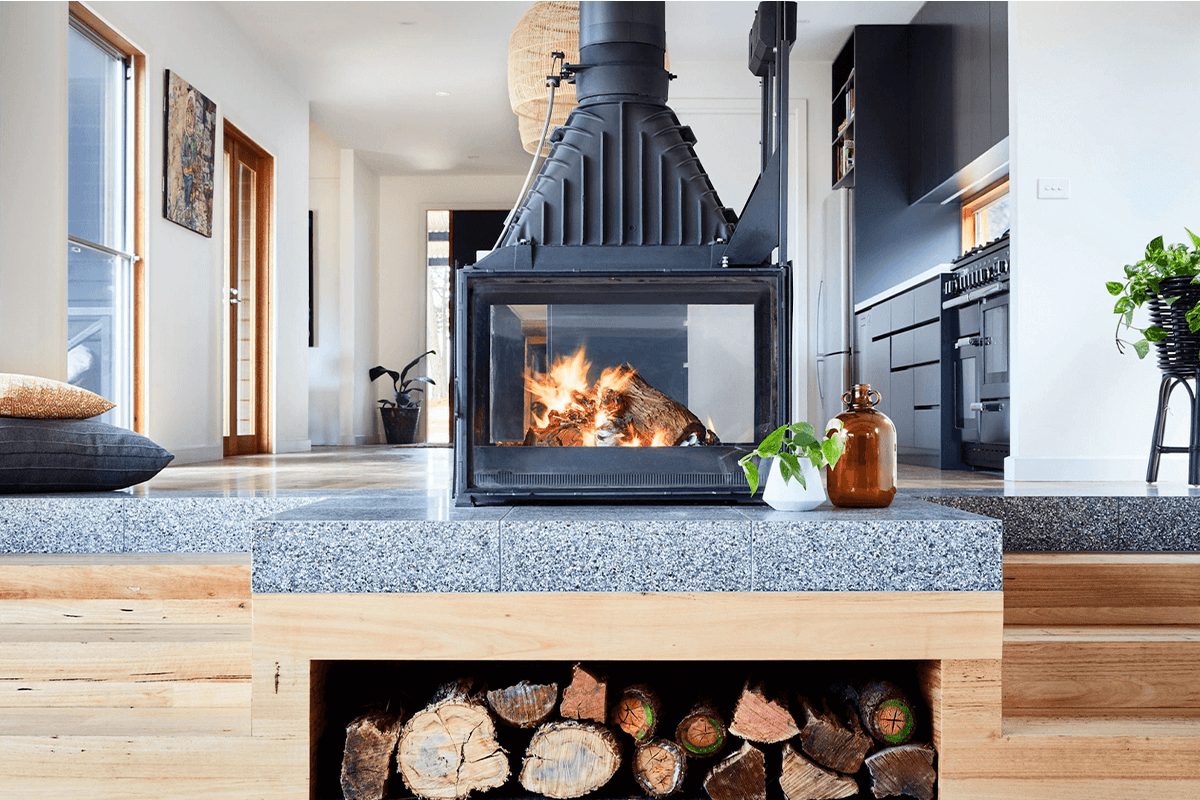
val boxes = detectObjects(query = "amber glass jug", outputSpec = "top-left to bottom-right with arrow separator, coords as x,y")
827,383 -> 897,508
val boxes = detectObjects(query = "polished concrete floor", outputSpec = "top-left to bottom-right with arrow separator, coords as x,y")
136,445 -> 1199,497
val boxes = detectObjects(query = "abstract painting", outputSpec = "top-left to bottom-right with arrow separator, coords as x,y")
163,70 -> 216,237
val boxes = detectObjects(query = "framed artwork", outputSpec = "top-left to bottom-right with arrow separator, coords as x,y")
163,70 -> 216,237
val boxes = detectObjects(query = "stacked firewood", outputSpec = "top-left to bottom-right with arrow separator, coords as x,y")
339,665 -> 936,800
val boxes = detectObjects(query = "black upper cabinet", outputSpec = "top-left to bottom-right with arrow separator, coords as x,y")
908,2 -> 1009,203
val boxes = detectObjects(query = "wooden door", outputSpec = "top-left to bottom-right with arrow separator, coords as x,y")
223,123 -> 272,456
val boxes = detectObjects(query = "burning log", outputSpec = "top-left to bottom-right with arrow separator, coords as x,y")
728,682 -> 799,744
486,680 -> 558,728
864,743 -> 937,800
519,720 -> 623,799
703,741 -> 766,800
858,680 -> 916,746
797,694 -> 873,774
675,700 -> 727,758
522,350 -> 718,447
340,708 -> 406,800
633,739 -> 688,797
560,663 -> 607,723
779,742 -> 859,800
610,684 -> 660,743
395,682 -> 509,800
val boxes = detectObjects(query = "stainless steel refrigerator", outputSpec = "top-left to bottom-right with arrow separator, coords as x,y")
815,189 -> 853,427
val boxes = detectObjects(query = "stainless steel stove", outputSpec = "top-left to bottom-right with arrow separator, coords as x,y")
943,232 -> 1010,471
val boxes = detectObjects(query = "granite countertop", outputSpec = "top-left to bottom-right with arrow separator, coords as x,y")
0,493 -> 1002,595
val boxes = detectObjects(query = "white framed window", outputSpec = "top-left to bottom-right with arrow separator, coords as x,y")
67,15 -> 135,429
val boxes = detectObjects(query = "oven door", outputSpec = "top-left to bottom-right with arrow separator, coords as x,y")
977,292 -> 1010,445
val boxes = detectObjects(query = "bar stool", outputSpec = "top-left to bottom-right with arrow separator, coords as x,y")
1145,369 -> 1200,486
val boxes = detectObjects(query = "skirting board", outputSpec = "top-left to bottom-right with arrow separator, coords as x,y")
164,444 -> 224,466
1003,456 -> 1166,482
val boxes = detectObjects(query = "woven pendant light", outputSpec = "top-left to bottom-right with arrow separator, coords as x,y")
508,1 -> 580,156
507,1 -> 670,156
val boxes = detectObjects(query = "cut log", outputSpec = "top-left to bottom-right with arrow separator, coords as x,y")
728,683 -> 799,744
340,708 -> 406,800
633,739 -> 688,798
396,683 -> 509,800
612,372 -> 703,447
797,695 -> 872,774
703,741 -> 766,800
610,685 -> 660,743
520,720 -> 623,799
779,742 -> 859,800
675,700 -> 727,758
560,663 -> 607,723
858,680 -> 916,745
864,743 -> 936,800
486,680 -> 558,728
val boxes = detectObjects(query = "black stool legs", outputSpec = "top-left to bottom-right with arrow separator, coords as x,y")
1145,370 -> 1200,486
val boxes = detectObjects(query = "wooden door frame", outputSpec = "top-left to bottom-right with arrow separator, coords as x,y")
222,121 -> 273,456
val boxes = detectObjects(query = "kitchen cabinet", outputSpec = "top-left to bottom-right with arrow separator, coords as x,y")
909,1 -> 1009,203
855,274 -> 950,467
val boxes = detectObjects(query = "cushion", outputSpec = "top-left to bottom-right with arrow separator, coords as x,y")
0,418 -> 174,493
0,373 -> 115,419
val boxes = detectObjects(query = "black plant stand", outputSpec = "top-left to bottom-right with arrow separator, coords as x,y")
1145,370 -> 1200,486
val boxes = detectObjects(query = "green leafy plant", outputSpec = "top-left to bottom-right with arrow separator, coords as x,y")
1107,230 -> 1200,361
369,350 -> 435,409
738,419 -> 846,496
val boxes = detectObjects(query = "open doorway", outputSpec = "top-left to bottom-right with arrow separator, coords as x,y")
424,209 -> 508,444
222,122 -> 272,456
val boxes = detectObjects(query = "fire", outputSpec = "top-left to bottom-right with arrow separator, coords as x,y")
524,347 -> 675,447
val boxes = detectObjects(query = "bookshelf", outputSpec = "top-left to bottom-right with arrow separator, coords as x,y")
832,36 -> 855,188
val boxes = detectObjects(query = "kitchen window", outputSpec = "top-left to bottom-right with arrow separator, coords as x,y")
67,6 -> 144,430
961,177 -> 1010,253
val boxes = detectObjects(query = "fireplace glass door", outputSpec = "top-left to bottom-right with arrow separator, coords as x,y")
455,270 -> 786,503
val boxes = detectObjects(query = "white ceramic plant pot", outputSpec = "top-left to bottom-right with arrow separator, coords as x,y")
761,456 -> 827,512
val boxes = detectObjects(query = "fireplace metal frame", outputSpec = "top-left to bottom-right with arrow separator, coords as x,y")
453,267 -> 789,506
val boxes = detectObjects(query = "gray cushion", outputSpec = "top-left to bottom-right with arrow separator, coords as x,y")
0,418 -> 174,493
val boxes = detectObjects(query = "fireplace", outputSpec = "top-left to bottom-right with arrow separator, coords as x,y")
452,1 -> 796,505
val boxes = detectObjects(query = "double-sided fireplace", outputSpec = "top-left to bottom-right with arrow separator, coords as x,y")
454,1 -> 797,505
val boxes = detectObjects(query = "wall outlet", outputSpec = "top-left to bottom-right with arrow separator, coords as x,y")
1037,178 -> 1070,199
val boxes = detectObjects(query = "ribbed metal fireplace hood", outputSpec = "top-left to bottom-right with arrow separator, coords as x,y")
476,1 -> 788,272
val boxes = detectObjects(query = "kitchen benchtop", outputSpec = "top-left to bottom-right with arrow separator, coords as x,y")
0,493 -> 1001,594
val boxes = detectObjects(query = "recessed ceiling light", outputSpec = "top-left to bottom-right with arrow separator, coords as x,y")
399,21 -> 417,26
797,19 -> 810,24
435,91 -> 451,97
467,155 -> 480,160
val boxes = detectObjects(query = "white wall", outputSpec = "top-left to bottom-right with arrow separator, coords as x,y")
1007,1 -> 1200,482
0,2 -> 69,379
0,1 -> 312,463
376,175 -> 524,442
308,123 -> 341,445
339,151 -> 381,445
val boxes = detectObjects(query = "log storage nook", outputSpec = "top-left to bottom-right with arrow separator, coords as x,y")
2,493 -> 1199,799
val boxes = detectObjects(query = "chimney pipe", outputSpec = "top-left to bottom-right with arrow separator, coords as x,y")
573,1 -> 670,105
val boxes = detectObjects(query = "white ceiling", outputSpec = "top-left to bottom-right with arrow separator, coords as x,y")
218,1 -> 922,176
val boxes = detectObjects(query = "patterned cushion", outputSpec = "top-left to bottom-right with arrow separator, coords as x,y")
0,373 -> 115,419
0,418 -> 174,493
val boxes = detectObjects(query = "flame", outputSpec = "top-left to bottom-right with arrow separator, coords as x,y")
524,348 -> 673,447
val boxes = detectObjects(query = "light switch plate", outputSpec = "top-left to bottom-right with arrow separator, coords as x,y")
1037,178 -> 1070,199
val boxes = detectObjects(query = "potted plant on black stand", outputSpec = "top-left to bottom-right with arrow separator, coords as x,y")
369,350 -> 435,445
1107,230 -> 1200,484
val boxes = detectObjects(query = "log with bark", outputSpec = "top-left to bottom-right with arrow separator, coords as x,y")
610,685 -> 661,743
486,680 -> 558,728
395,682 -> 509,800
864,743 -> 936,800
858,680 -> 917,746
728,682 -> 799,744
560,663 -> 607,723
633,738 -> 688,798
703,741 -> 766,800
796,694 -> 872,774
340,708 -> 406,800
519,720 -> 623,799
779,742 -> 859,800
675,700 -> 727,758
